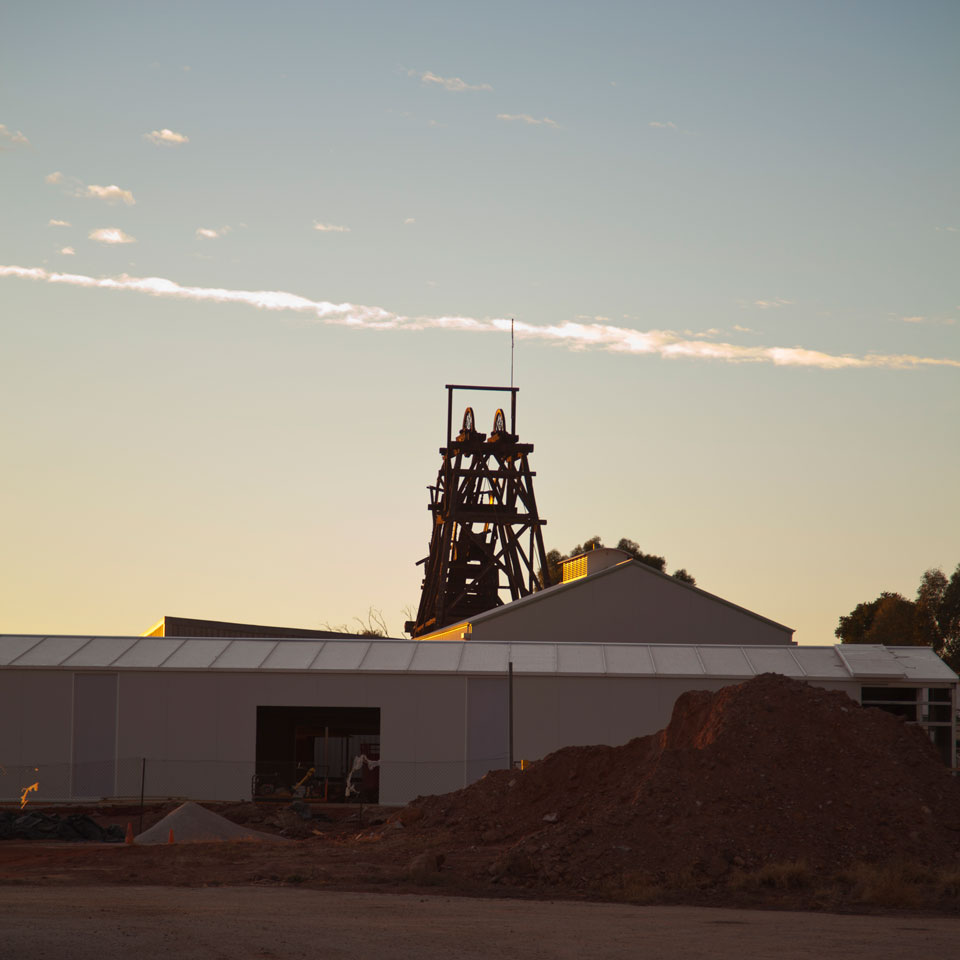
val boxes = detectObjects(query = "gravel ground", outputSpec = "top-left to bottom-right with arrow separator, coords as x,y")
2,886 -> 956,960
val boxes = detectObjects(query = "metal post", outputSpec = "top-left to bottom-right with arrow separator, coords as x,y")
138,757 -> 146,834
508,661 -> 514,769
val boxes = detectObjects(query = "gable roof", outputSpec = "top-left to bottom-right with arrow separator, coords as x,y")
420,558 -> 793,640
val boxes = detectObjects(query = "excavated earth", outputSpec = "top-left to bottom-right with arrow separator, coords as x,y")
3,674 -> 960,913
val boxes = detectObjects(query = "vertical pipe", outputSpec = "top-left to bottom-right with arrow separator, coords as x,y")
446,386 -> 453,446
508,660 -> 514,770
138,757 -> 145,834
510,389 -> 517,436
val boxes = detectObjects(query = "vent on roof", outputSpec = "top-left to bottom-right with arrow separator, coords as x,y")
560,547 -> 630,583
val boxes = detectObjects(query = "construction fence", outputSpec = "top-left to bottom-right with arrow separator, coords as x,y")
0,755 -> 510,808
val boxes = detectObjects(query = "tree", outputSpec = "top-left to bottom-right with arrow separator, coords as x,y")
835,563 -> 960,671
541,536 -> 695,587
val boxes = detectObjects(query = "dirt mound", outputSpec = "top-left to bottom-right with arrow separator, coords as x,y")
406,674 -> 960,886
135,802 -> 286,845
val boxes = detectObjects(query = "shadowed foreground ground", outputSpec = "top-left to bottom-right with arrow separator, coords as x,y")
2,887 -> 956,960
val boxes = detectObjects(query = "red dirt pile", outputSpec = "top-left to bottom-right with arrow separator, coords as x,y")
405,674 -> 960,888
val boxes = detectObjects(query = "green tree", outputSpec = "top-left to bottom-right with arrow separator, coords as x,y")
835,563 -> 960,671
541,536 -> 695,586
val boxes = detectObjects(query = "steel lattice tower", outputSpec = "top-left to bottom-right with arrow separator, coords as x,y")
407,384 -> 550,638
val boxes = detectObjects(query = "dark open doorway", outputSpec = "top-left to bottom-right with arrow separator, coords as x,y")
254,706 -> 380,802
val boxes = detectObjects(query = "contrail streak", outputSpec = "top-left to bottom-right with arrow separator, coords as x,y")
2,264 -> 957,371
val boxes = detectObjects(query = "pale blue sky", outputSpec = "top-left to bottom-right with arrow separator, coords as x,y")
1,1 -> 958,641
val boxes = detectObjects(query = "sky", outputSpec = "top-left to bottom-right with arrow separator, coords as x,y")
1,0 -> 958,644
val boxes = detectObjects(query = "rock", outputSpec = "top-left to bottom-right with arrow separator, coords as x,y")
289,801 -> 312,821
408,852 -> 445,882
489,849 -> 537,879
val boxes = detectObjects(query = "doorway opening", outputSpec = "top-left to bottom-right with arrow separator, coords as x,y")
254,706 -> 380,802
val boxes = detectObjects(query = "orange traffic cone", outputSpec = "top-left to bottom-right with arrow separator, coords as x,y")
168,829 -> 174,844
125,822 -> 134,845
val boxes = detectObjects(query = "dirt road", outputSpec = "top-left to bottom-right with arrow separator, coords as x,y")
2,886 -> 955,960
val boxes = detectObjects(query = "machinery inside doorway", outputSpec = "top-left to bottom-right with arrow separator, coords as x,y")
254,706 -> 380,802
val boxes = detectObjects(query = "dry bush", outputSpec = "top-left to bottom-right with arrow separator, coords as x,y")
727,861 -> 811,892
837,862 -> 925,908
935,868 -> 960,899
616,871 -> 665,904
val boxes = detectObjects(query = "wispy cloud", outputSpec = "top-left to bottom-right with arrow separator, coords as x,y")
45,171 -> 64,184
143,128 -> 189,146
901,315 -> 956,326
48,219 -> 71,227
935,226 -> 957,232
416,70 -> 493,93
313,221 -> 350,233
84,184 -> 136,205
404,217 -> 416,225
649,120 -> 678,130
196,226 -> 231,239
753,298 -> 794,309
0,124 -> 29,148
88,228 -> 136,245
497,114 -> 559,127
59,247 -> 75,256
2,264 -> 957,372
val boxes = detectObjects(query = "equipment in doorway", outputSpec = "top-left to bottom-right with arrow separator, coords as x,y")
407,384 -> 550,637
254,706 -> 380,802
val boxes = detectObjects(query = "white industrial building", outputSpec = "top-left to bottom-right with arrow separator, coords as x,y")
2,550 -> 955,805
1,633 -> 955,806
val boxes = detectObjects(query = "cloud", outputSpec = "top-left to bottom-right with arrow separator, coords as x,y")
901,315 -> 956,326
2,264 -> 958,372
143,128 -> 189,146
84,184 -> 136,205
196,226 -> 231,239
88,228 -> 136,245
0,124 -> 29,148
733,324 -> 755,333
753,298 -> 794,309
48,219 -> 71,227
935,226 -> 957,232
313,221 -> 350,233
649,121 -> 678,130
404,217 -> 416,225
417,71 -> 493,93
497,114 -> 559,127
45,171 -> 64,184
59,247 -> 75,256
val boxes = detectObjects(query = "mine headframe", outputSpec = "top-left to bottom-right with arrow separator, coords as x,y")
406,384 -> 550,638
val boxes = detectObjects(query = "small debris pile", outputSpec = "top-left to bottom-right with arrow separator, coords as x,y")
135,801 -> 287,844
0,810 -> 125,843
406,674 -> 960,887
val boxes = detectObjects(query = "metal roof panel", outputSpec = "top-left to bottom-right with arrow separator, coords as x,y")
13,636 -> 90,666
63,637 -> 139,668
310,641 -> 370,671
0,636 -> 44,666
556,643 -> 607,674
602,645 -> 656,675
408,642 -> 465,672
162,639 -> 231,669
260,641 -> 326,671
113,638 -> 185,668
458,643 -> 510,673
649,645 -> 706,675
697,646 -> 755,677
358,642 -> 417,672
211,640 -> 277,670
